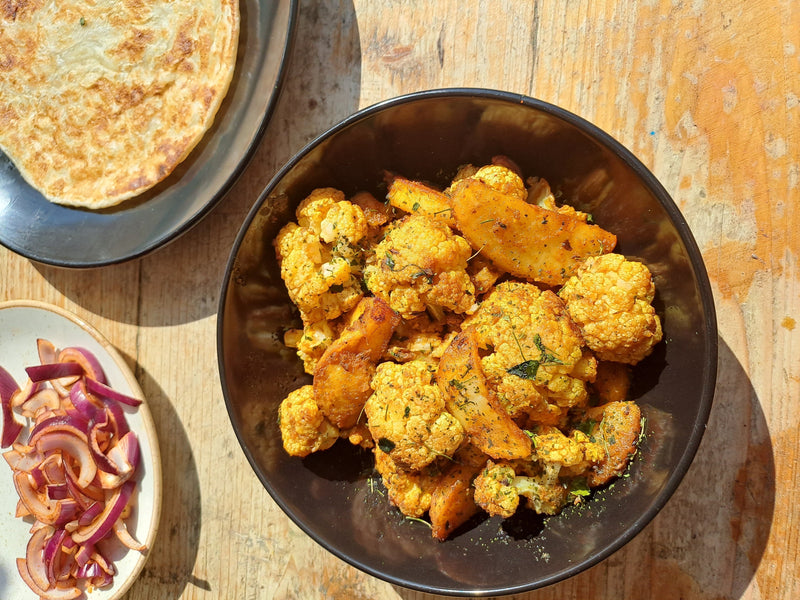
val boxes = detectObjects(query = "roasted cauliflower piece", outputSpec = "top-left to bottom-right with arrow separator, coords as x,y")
274,188 -> 369,325
471,164 -> 527,202
559,253 -> 663,364
373,450 -> 441,518
283,319 -> 338,375
365,360 -> 465,471
530,425 -> 604,477
278,385 -> 339,458
473,460 -> 569,518
526,175 -> 592,222
363,215 -> 477,319
462,281 -> 595,421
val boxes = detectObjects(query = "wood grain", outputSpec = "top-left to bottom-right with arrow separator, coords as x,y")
1,0 -> 797,598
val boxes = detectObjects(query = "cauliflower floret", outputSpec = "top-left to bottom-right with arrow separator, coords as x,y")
559,253 -> 663,364
296,188 -> 368,243
283,319 -> 338,374
365,360 -> 465,471
462,281 -> 594,417
274,190 -> 369,324
278,385 -> 340,457
473,460 -> 569,518
363,215 -> 477,319
472,164 -> 527,202
373,449 -> 441,518
530,425 -> 604,476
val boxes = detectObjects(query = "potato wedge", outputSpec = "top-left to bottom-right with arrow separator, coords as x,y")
437,328 -> 532,460
386,174 -> 455,226
429,460 -> 482,541
314,297 -> 400,428
580,400 -> 642,486
450,178 -> 616,286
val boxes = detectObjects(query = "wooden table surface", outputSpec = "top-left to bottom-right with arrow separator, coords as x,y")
2,1 -> 798,598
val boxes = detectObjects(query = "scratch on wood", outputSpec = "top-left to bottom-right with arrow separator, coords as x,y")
437,23 -> 445,67
382,44 -> 413,63
529,0 -> 540,92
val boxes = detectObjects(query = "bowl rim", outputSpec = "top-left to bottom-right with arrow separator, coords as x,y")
217,87 -> 718,596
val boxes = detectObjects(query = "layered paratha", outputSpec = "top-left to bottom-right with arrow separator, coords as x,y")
0,0 -> 239,209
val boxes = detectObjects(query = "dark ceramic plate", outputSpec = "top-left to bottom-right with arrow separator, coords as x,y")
218,89 -> 718,596
0,0 -> 297,268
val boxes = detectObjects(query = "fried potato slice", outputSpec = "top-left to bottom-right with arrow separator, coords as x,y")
580,400 -> 642,486
385,173 -> 455,226
437,328 -> 532,460
314,297 -> 400,428
429,460 -> 482,541
450,178 -> 616,286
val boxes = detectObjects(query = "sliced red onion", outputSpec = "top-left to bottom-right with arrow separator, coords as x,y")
60,472 -> 92,511
58,347 -> 107,385
34,431 -> 97,489
89,549 -> 115,576
109,431 -> 140,473
1,365 -> 23,447
13,470 -> 53,518
26,524 -> 54,590
3,446 -> 42,472
74,542 -> 94,568
15,558 -> 82,600
26,362 -> 84,383
11,377 -> 42,409
97,432 -> 140,489
78,501 -> 103,527
21,387 -> 62,418
100,396 -> 130,438
67,380 -> 101,421
84,376 -> 142,407
6,338 -> 147,597
71,480 -> 134,545
47,483 -> 70,501
29,415 -> 90,445
113,518 -> 146,552
38,453 -> 66,484
37,339 -> 58,365
51,499 -> 80,528
44,528 -> 69,584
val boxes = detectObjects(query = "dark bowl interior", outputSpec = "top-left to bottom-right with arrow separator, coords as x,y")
217,89 -> 717,596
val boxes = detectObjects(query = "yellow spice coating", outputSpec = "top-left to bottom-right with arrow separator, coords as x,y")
472,164 -> 527,201
366,360 -> 465,471
559,253 -> 663,364
463,281 -> 594,415
274,191 -> 369,324
373,450 -> 440,518
363,215 -> 477,319
278,385 -> 339,458
531,426 -> 604,470
472,461 -> 520,518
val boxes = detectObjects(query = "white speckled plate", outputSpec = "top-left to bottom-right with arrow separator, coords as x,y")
0,300 -> 162,599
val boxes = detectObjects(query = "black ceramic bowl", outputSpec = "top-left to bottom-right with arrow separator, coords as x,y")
217,89 -> 717,596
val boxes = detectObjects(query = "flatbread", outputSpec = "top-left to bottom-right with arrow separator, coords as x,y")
0,0 -> 239,209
